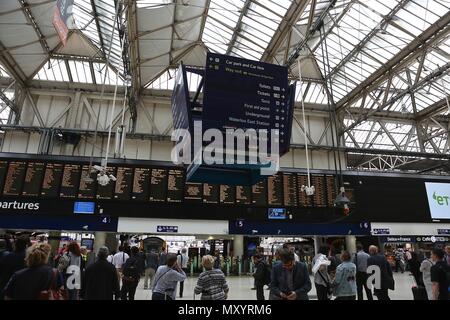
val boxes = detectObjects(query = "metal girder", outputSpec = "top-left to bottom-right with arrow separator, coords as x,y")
0,89 -> 19,114
341,61 -> 450,134
225,0 -> 253,55
90,0 -> 106,55
198,0 -> 211,42
261,0 -> 310,63
416,96 -> 450,121
336,11 -> 450,111
285,0 -> 341,67
327,0 -> 410,80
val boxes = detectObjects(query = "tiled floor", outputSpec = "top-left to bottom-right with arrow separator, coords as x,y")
135,272 -> 416,301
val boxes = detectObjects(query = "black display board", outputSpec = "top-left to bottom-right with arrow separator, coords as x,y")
22,162 -> 45,197
220,185 -> 235,205
132,168 -> 150,201
97,167 -> 116,200
41,163 -> 63,198
267,173 -> 283,206
203,183 -> 219,204
252,180 -> 267,206
185,183 -> 203,203
283,173 -> 298,207
0,161 -> 8,194
236,185 -> 252,205
167,169 -> 184,203
114,167 -> 133,200
149,169 -> 167,202
60,164 -> 81,198
3,161 -> 27,196
78,165 -> 96,199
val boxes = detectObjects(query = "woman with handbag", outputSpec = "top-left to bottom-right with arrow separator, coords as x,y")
152,254 -> 186,301
3,243 -> 65,300
312,246 -> 332,300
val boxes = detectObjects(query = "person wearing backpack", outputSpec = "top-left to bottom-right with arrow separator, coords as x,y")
430,248 -> 449,300
252,254 -> 270,300
120,246 -> 141,300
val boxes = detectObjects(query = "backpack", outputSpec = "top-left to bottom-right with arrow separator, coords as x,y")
122,258 -> 140,282
57,253 -> 70,274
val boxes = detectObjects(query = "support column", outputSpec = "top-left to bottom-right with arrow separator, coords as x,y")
233,235 -> 244,258
346,236 -> 357,254
93,232 -> 106,255
313,236 -> 320,255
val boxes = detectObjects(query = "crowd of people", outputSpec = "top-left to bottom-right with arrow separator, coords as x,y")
0,236 -> 449,301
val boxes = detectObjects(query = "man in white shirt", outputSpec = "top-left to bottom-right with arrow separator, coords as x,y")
112,246 -> 129,274
177,248 -> 189,298
289,246 -> 300,263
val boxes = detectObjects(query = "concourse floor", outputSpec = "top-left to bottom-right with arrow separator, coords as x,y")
135,272 -> 416,301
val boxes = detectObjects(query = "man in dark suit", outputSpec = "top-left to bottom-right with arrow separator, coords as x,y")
81,247 -> 120,300
367,245 -> 394,301
269,248 -> 311,300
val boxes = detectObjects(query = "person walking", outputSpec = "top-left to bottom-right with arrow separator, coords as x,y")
444,246 -> 450,266
269,249 -> 311,300
420,252 -> 434,300
177,248 -> 189,298
353,244 -> 373,300
194,255 -> 229,300
367,246 -> 394,300
3,243 -> 64,300
112,246 -> 129,276
333,251 -> 357,300
312,246 -> 332,301
252,254 -> 271,300
394,247 -> 405,273
80,247 -> 120,300
120,247 -> 141,301
0,235 -> 31,299
158,246 -> 167,267
430,248 -> 449,300
152,254 -> 186,300
143,249 -> 159,290
409,251 -> 422,286
57,241 -> 84,300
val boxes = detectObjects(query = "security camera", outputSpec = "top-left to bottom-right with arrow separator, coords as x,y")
92,165 -> 104,172
301,185 -> 315,196
97,173 -> 110,187
335,187 -> 350,215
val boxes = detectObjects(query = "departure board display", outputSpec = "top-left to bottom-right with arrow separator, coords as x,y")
203,183 -> 219,204
252,181 -> 267,206
114,167 -> 133,200
22,162 -> 45,197
267,173 -> 283,206
298,174 -> 312,207
132,168 -> 150,201
236,185 -> 251,205
41,163 -> 63,198
167,169 -> 184,203
185,183 -> 202,203
312,175 -> 326,207
149,169 -> 167,202
60,164 -> 81,198
220,185 -> 235,205
78,165 -> 96,199
0,158 -> 344,211
326,175 -> 336,207
97,167 -> 116,200
283,173 -> 298,207
0,161 -> 8,194
3,161 -> 27,196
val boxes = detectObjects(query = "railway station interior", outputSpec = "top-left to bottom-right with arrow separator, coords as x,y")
0,0 -> 449,303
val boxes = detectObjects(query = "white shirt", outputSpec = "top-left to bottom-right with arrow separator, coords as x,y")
112,251 -> 129,269
177,253 -> 189,269
107,255 -> 114,264
294,253 -> 300,263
